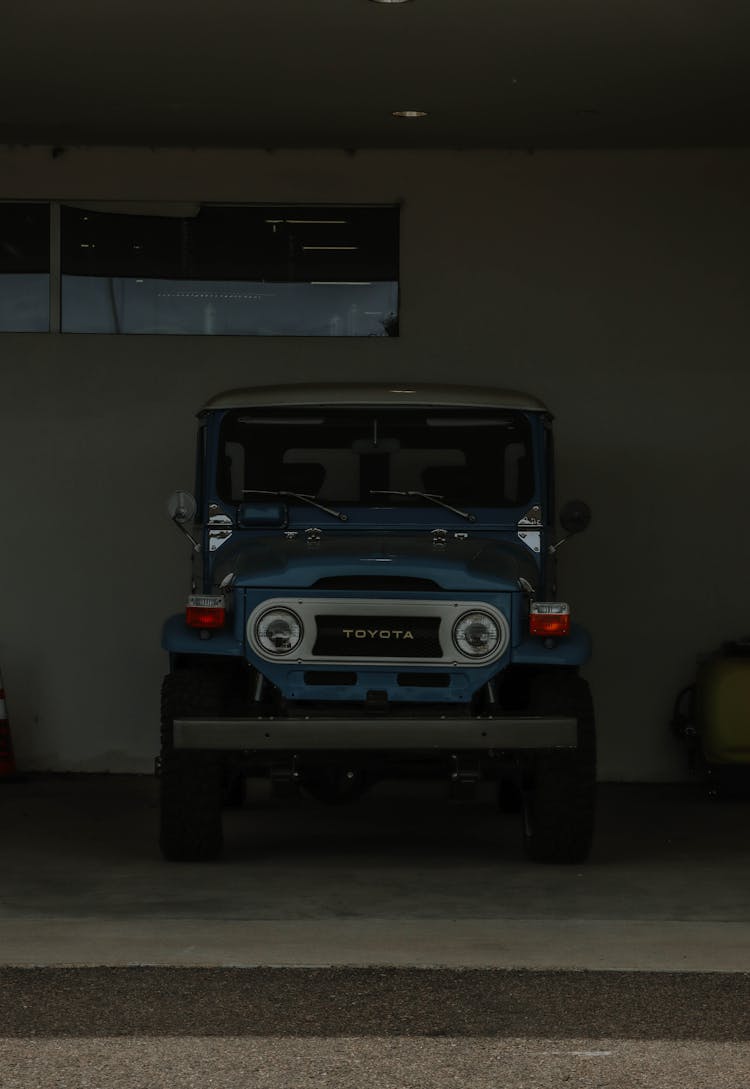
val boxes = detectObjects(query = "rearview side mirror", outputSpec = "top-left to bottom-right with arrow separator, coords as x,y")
559,499 -> 591,535
167,490 -> 197,525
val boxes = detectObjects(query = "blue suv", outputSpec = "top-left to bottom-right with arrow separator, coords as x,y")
161,383 -> 594,862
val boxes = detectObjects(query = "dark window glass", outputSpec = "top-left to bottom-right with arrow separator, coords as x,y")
218,408 -> 533,509
61,205 -> 398,336
194,425 -> 207,518
0,203 -> 50,331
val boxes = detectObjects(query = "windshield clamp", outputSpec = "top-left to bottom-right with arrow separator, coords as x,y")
518,505 -> 542,553
432,528 -> 448,549
306,527 -> 322,545
518,530 -> 541,554
519,505 -> 542,526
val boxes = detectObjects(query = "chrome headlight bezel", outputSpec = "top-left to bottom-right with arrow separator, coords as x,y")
254,607 -> 304,656
451,609 -> 503,660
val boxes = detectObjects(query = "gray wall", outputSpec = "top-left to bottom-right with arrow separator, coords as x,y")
2,147 -> 749,779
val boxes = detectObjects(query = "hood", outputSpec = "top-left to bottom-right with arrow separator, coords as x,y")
212,532 -> 539,593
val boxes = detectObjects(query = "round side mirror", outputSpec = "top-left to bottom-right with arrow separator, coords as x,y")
559,499 -> 591,535
166,490 -> 197,524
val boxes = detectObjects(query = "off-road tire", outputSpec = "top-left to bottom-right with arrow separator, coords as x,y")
521,672 -> 596,864
159,668 -> 225,861
160,667 -> 225,751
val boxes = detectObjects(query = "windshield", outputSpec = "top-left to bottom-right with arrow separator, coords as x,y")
216,407 -> 534,509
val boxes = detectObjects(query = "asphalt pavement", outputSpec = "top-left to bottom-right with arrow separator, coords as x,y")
3,1036 -> 750,1089
2,968 -> 749,1089
0,967 -> 749,1039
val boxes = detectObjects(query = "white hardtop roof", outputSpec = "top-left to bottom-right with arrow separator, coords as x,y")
201,383 -> 549,413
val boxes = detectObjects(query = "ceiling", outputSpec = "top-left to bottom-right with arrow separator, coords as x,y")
3,0 -> 750,149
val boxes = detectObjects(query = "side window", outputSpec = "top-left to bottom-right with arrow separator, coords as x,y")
194,426 -> 206,519
544,424 -> 555,523
503,441 -> 527,504
223,441 -> 246,502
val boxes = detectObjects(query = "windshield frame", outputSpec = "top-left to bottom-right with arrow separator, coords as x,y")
212,405 -> 539,517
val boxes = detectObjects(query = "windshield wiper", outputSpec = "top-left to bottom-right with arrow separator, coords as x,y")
243,489 -> 348,522
370,490 -> 476,523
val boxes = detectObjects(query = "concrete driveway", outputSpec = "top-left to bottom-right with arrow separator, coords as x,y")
1,776 -> 749,1088
1,775 -> 748,971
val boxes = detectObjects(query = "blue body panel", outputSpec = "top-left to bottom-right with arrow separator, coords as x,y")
162,613 -> 244,658
512,624 -> 591,666
163,405 -> 592,705
211,530 -> 542,593
163,595 -> 591,704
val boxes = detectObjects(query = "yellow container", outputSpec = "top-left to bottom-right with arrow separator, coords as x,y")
695,652 -> 750,766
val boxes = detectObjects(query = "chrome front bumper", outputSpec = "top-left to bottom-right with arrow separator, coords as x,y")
172,716 -> 578,751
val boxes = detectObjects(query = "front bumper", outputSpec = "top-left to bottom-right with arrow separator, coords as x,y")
172,715 -> 578,751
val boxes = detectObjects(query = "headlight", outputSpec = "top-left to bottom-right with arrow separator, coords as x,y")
452,610 -> 501,659
255,608 -> 303,655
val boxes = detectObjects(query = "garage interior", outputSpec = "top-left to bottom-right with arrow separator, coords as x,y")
1,0 -> 749,1081
3,0 -> 750,782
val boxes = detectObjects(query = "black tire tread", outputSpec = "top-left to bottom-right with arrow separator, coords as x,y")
159,668 -> 224,861
160,666 -> 225,751
522,672 -> 597,864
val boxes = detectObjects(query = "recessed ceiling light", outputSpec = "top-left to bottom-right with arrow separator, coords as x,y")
392,109 -> 428,119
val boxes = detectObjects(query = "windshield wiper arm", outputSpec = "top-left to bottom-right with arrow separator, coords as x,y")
243,489 -> 348,522
370,490 -> 476,523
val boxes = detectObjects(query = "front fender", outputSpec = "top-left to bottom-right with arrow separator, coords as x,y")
510,622 -> 591,667
161,613 -> 244,657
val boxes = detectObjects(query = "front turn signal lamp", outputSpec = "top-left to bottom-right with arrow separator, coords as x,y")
186,595 -> 226,629
529,602 -> 570,637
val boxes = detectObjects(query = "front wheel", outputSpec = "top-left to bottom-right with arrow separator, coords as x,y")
159,668 -> 225,861
521,673 -> 596,864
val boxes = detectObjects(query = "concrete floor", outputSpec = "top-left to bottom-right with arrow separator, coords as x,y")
1,775 -> 749,971
2,777 -> 749,1087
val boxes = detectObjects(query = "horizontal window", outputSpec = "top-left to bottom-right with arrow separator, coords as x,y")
0,203 -> 50,332
61,204 -> 399,336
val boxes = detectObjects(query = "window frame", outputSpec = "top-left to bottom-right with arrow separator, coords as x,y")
0,201 -> 401,338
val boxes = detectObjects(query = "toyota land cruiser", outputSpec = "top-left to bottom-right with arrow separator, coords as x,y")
160,383 -> 594,862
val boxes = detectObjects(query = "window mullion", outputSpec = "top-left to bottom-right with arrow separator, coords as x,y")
49,201 -> 61,333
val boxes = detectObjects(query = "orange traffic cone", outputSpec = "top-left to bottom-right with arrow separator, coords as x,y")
0,669 -> 19,780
